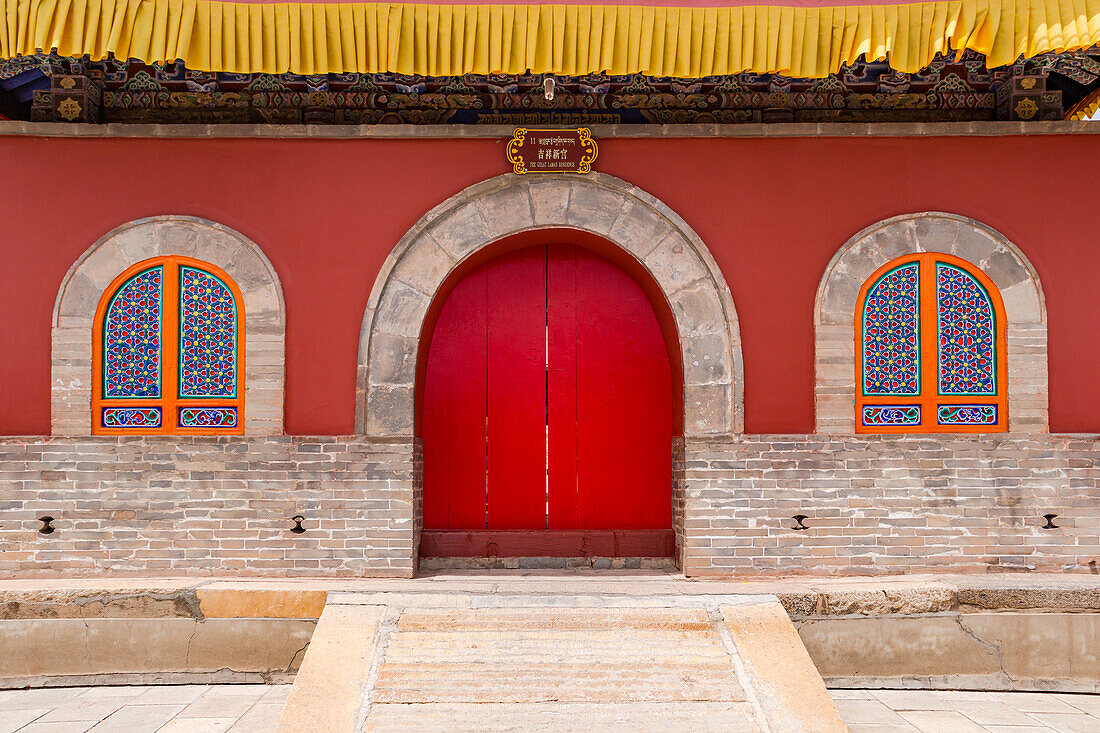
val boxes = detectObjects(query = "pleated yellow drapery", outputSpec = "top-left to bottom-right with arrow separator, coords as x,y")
2,0 -> 1099,78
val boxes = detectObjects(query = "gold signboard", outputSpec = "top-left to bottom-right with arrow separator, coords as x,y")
506,128 -> 598,174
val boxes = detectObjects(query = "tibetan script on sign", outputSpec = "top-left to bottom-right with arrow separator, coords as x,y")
507,128 -> 598,174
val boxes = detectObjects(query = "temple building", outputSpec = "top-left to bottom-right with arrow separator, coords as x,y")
1,2 -> 1100,728
2,0 -> 1099,577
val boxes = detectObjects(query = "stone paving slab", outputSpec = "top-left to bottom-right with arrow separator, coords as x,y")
3,685 -> 1099,731
358,603 -> 766,730
0,684 -> 289,732
365,702 -> 760,732
831,689 -> 1100,733
329,591 -> 771,608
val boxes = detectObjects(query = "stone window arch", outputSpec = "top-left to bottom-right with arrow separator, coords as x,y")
816,213 -> 1047,434
53,216 -> 285,435
357,172 -> 743,439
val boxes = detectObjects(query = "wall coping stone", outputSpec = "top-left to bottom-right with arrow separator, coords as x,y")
1,575 -> 1097,620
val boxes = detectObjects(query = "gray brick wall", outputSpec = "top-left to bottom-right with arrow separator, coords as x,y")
681,435 -> 1100,576
2,435 -> 1096,577
0,437 -> 417,577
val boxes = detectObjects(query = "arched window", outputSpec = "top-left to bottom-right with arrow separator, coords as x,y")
93,257 -> 244,434
856,253 -> 1007,433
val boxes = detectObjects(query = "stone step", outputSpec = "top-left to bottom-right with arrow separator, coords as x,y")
277,583 -> 848,733
372,607 -> 745,706
396,607 -> 717,630
364,702 -> 762,732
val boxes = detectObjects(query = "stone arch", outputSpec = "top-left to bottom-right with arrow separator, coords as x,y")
357,172 -> 743,438
815,212 -> 1047,433
52,216 -> 285,435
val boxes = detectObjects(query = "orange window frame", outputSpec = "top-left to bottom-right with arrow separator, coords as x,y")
855,253 -> 1007,434
92,256 -> 245,436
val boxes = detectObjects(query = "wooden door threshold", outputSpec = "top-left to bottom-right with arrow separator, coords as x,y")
420,529 -> 675,558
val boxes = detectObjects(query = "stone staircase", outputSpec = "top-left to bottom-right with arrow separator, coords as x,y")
277,579 -> 846,732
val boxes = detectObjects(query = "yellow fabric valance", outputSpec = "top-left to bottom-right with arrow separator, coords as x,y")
2,0 -> 1099,78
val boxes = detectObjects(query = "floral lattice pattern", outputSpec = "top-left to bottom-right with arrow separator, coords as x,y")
862,263 -> 920,395
937,264 -> 996,395
179,407 -> 237,427
179,267 -> 237,398
862,405 -> 921,426
855,253 -> 1006,434
102,407 -> 162,428
938,405 -> 997,425
103,267 -> 163,398
95,257 -> 243,433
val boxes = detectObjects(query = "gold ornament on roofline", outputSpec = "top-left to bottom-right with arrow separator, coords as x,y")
1015,98 -> 1038,119
57,98 -> 82,121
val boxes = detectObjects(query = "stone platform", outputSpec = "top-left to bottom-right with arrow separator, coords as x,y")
2,573 -> 1098,730
278,582 -> 842,732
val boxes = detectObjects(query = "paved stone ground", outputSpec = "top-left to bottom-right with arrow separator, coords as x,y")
830,688 -> 1100,732
0,684 -> 289,732
3,686 -> 1099,732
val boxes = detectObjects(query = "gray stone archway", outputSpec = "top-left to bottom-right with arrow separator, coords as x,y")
356,172 -> 743,439
815,212 -> 1048,433
52,216 -> 286,435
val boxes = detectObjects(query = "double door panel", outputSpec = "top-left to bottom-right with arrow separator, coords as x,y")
422,243 -> 673,533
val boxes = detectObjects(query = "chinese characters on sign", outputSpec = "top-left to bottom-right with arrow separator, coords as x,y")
506,128 -> 599,174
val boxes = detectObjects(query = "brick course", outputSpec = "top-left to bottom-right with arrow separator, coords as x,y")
681,434 -> 1099,576
2,434 -> 1096,577
0,437 -> 418,577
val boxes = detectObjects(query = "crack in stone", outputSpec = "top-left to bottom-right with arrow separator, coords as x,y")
955,615 -> 1016,685
183,621 -> 201,670
285,636 -> 312,674
79,615 -> 92,674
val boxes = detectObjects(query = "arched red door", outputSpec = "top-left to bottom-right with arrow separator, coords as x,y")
420,243 -> 675,557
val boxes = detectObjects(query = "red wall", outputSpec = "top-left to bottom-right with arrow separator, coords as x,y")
1,133 -> 1096,435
